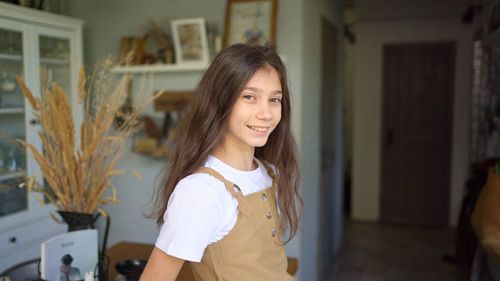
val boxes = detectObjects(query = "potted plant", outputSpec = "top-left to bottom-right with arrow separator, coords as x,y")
16,58 -> 158,231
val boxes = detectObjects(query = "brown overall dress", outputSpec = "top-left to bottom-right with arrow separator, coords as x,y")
190,166 -> 296,281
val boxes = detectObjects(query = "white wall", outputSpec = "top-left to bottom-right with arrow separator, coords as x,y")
61,0 -> 227,67
275,0 -> 305,268
352,0 -> 477,225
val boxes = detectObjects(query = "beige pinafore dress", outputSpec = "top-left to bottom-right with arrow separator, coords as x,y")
190,165 -> 296,281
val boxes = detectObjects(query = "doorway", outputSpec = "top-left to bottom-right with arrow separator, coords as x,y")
380,42 -> 455,226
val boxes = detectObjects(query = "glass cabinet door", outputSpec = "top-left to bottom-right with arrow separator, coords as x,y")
38,35 -> 73,200
0,27 -> 27,218
39,35 -> 71,98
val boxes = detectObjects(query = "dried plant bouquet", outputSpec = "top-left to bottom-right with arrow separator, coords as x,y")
16,58 -> 159,215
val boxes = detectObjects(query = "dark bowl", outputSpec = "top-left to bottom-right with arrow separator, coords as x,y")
115,259 -> 147,277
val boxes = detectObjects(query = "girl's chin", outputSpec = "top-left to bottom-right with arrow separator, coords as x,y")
248,138 -> 270,148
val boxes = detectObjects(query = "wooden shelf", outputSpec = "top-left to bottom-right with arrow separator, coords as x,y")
0,108 -> 24,114
111,63 -> 208,74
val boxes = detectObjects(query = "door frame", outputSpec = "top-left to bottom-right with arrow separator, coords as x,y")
318,16 -> 344,280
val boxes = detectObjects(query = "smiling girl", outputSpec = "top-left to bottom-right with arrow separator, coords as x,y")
140,43 -> 301,281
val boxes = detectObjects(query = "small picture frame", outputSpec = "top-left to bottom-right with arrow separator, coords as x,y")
171,18 -> 210,66
224,0 -> 278,47
118,36 -> 145,65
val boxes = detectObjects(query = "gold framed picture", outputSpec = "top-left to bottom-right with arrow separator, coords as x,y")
223,0 -> 278,47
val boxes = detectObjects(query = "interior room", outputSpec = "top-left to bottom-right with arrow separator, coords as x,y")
0,0 -> 499,280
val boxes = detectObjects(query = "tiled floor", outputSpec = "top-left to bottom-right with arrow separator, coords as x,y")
331,220 -> 468,281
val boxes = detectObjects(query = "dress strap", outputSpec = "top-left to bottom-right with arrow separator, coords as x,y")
194,167 -> 242,199
194,167 -> 252,214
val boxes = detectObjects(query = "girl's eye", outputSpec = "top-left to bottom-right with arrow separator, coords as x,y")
271,97 -> 282,103
243,94 -> 256,100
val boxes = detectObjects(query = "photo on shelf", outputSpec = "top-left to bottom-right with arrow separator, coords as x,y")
171,18 -> 210,66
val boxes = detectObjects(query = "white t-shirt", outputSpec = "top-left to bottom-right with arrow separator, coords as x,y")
155,155 -> 272,262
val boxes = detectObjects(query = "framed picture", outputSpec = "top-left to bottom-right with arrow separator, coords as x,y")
223,0 -> 277,47
171,18 -> 210,66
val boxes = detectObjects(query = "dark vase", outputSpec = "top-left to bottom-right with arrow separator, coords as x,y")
57,210 -> 95,232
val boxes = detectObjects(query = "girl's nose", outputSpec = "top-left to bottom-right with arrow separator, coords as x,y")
256,101 -> 272,121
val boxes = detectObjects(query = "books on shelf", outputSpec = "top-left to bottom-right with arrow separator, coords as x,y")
40,229 -> 98,281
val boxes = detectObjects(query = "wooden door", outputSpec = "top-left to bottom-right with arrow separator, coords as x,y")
380,42 -> 455,226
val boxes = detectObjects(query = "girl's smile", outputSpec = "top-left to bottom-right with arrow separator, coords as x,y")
247,125 -> 270,134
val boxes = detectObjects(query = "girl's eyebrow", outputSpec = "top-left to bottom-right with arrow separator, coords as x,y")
243,87 -> 282,95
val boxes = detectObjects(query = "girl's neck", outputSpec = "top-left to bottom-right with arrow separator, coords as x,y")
211,143 -> 256,171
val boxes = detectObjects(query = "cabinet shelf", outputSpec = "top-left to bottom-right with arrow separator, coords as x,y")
0,108 -> 24,114
0,55 -> 69,65
111,63 -> 208,74
0,53 -> 22,62
40,57 -> 70,66
0,171 -> 25,182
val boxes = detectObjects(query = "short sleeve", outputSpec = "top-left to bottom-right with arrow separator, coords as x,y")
155,177 -> 222,262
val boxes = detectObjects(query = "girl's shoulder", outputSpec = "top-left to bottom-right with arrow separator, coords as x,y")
172,172 -> 228,201
166,173 -> 232,223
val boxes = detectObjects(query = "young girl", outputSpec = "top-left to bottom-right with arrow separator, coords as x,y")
140,43 -> 301,281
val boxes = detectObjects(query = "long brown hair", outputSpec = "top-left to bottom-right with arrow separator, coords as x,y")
153,43 -> 301,242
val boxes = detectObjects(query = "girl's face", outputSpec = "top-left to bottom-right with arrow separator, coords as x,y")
223,67 -> 283,152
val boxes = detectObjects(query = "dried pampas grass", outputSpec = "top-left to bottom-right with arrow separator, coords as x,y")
16,58 -> 161,214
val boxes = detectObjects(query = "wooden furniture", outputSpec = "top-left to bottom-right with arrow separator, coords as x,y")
106,242 -> 298,281
107,242 -> 194,281
0,2 -> 83,271
154,91 -> 193,112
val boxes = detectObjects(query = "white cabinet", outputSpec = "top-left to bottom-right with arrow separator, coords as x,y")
0,3 -> 83,271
